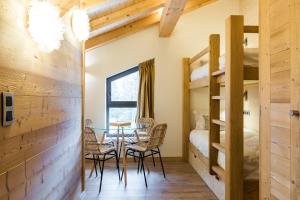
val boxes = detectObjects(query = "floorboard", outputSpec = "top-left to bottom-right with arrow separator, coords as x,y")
83,160 -> 217,200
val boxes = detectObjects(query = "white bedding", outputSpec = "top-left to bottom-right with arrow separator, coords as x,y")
190,48 -> 259,81
189,128 -> 259,179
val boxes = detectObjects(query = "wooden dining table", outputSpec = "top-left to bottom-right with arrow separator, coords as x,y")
109,122 -> 132,186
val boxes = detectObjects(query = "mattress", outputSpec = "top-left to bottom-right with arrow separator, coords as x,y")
189,128 -> 259,179
190,48 -> 259,81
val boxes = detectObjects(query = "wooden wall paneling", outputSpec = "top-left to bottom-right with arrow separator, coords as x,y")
259,0 -> 300,199
270,70 -> 290,103
224,15 -> 244,200
0,119 -> 81,183
270,126 -> 291,159
0,67 -> 81,98
269,0 -> 289,33
25,133 -> 81,199
270,50 -> 290,74
270,24 -> 290,55
269,1 -> 292,199
182,57 -> 191,161
0,0 -> 83,198
0,0 -> 81,85
270,154 -> 291,188
0,95 -> 81,140
290,0 -> 300,198
271,178 -> 290,200
7,162 -> 26,200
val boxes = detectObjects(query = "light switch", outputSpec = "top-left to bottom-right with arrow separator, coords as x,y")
2,92 -> 14,127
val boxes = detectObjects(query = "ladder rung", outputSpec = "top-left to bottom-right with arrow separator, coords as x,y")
212,166 -> 225,180
244,25 -> 259,33
211,95 -> 225,100
212,119 -> 226,126
212,69 -> 225,77
212,143 -> 225,153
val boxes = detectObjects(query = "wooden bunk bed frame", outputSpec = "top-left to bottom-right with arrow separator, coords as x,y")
182,15 -> 259,200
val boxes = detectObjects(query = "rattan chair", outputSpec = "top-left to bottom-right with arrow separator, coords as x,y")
136,118 -> 156,134
85,127 -> 120,193
130,118 -> 156,165
122,123 -> 167,187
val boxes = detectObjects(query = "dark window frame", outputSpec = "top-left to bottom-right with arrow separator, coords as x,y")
106,66 -> 139,129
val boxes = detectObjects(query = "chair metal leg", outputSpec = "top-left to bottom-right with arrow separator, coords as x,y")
99,154 -> 105,193
98,155 -> 102,172
151,150 -> 156,167
139,153 -> 144,172
140,152 -> 148,188
114,150 -> 121,181
158,147 -> 166,178
137,155 -> 141,174
93,154 -> 98,177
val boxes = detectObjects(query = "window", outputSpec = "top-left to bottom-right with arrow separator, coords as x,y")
106,67 -> 139,131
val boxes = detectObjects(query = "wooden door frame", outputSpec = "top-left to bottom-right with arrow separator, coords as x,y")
259,0 -> 271,198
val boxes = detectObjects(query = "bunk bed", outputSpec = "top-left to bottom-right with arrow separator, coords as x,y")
182,15 -> 259,200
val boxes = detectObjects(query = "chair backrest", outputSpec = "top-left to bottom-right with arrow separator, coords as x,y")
85,119 -> 93,128
136,118 -> 156,134
147,123 -> 167,149
85,127 -> 100,154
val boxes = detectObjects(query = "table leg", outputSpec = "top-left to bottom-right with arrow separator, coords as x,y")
122,127 -> 127,186
116,128 -> 120,158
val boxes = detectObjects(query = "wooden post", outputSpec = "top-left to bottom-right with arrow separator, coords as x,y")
259,0 -> 271,199
225,15 -> 244,200
290,0 -> 300,198
208,34 -> 220,174
182,58 -> 191,161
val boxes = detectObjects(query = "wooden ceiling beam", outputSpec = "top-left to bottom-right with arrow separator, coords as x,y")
86,12 -> 161,50
51,0 -> 80,16
79,0 -> 107,10
159,0 -> 188,37
90,0 -> 165,32
86,0 -> 217,50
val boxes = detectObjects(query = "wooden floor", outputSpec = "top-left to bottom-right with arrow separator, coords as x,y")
82,160 -> 217,200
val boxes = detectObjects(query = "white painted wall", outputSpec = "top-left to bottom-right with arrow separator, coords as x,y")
85,0 -> 242,157
240,0 -> 259,132
240,0 -> 259,47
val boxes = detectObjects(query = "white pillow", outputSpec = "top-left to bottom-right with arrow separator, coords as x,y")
202,115 -> 209,130
192,110 -> 207,130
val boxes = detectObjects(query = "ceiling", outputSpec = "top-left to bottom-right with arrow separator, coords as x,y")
52,0 -> 217,50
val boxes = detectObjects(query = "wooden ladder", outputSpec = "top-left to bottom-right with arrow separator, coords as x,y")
208,34 -> 224,179
209,16 -> 245,200
208,33 -> 226,179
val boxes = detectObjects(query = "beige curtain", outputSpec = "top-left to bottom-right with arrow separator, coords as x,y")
136,59 -> 155,119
